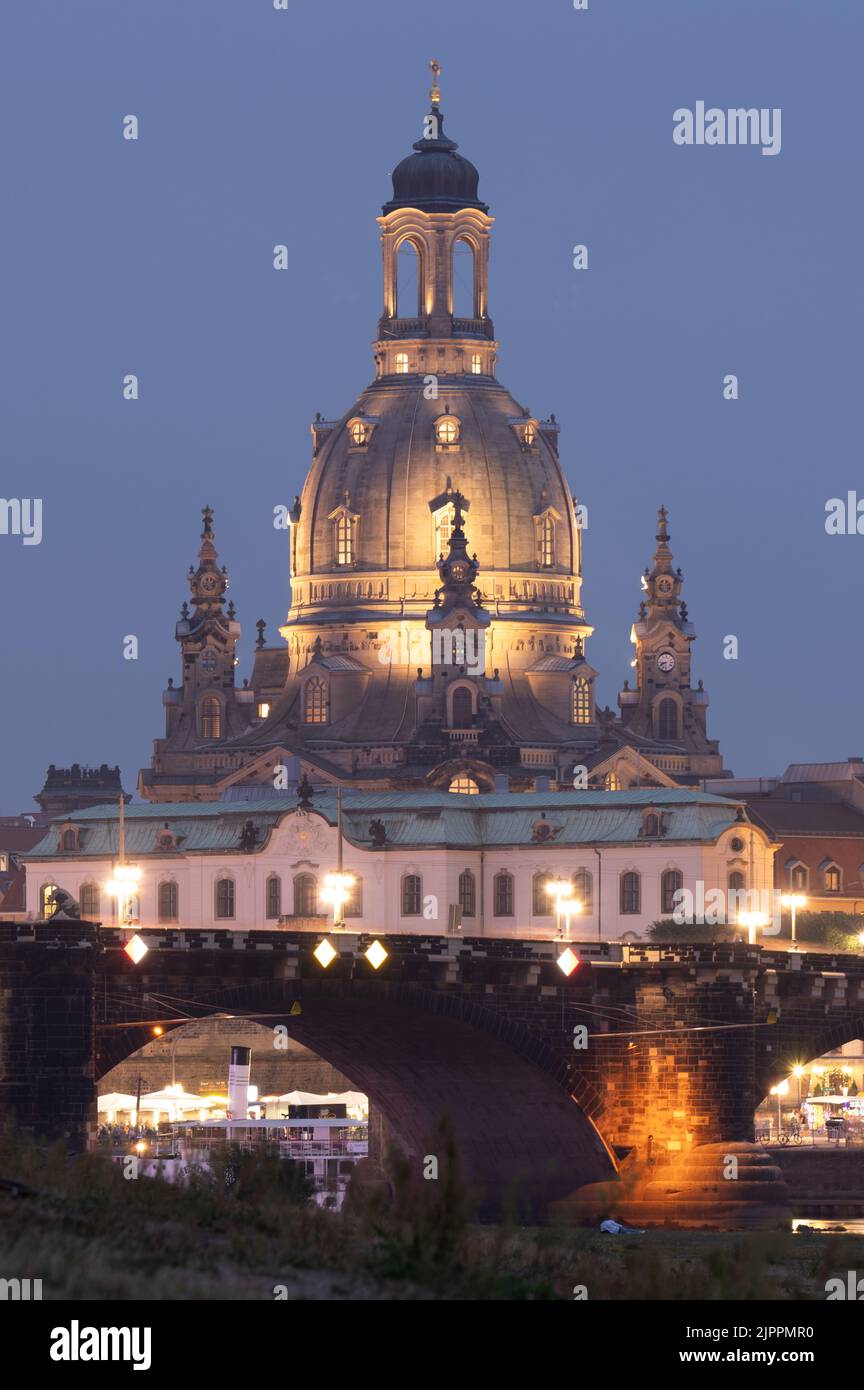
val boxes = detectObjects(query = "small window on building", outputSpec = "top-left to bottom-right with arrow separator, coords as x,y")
538,514 -> 555,567
395,352 -> 409,374
532,873 -> 552,916
80,883 -> 100,919
661,868 -> 683,915
40,883 -> 59,917
61,828 -> 78,852
524,421 -> 536,446
790,863 -> 808,891
345,876 -> 363,918
573,868 -> 592,912
643,812 -> 661,838
215,878 -> 235,919
572,677 -> 591,724
265,875 -> 281,919
435,416 -> 460,446
303,676 -> 329,724
470,353 -> 482,374
158,881 -> 178,922
493,870 -> 514,917
401,873 -> 422,916
335,513 -> 353,566
657,698 -> 678,741
349,420 -> 368,446
293,873 -> 318,915
458,869 -> 476,917
200,696 -> 222,740
257,702 -> 271,720
620,871 -> 641,915
604,772 -> 621,791
728,871 -> 746,893
824,864 -> 842,893
434,504 -> 455,559
449,775 -> 479,794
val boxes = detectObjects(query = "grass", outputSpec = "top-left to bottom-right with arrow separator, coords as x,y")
0,1123 -> 861,1300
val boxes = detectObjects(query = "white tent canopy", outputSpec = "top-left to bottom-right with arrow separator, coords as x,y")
275,1090 -> 367,1107
97,1093 -> 138,1112
136,1089 -> 205,1113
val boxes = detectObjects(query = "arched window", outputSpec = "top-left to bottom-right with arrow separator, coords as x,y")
200,696 -> 221,740
661,868 -> 684,915
538,514 -> 555,567
523,421 -> 537,446
620,871 -> 641,915
40,883 -> 59,917
458,869 -> 476,917
345,876 -> 362,918
643,812 -> 661,838
434,504 -> 454,559
265,875 -> 281,919
435,416 -> 460,446
215,878 -> 235,919
573,868 -> 593,913
728,871 -> 746,893
493,871 -> 514,917
396,239 -> 421,317
335,513 -> 353,566
470,353 -> 482,375
451,686 -> 474,728
789,863 -> 808,891
61,828 -> 78,852
450,775 -> 479,795
401,873 -> 422,916
79,883 -> 100,919
349,420 -> 368,446
604,772 -> 621,791
824,863 -> 842,893
657,698 -> 678,740
394,351 -> 409,374
158,881 -> 178,922
452,237 -> 475,317
572,677 -> 591,724
303,677 -> 328,724
293,873 -> 318,915
532,873 -> 552,916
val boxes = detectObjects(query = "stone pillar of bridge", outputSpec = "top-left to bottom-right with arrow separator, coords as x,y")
0,924 -> 97,1152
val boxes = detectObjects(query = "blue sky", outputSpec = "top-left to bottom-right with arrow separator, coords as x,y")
1,0 -> 861,809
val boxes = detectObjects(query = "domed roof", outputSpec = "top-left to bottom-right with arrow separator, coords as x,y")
383,110 -> 488,215
293,377 -> 579,602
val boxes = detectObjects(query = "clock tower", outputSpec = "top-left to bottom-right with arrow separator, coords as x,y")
618,507 -> 723,779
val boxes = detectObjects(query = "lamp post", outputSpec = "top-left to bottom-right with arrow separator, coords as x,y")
320,785 -> 355,931
738,910 -> 769,946
106,794 -> 141,925
558,897 -> 583,942
792,1064 -> 804,1108
780,893 -> 807,948
546,879 -> 574,938
769,1078 -> 789,1141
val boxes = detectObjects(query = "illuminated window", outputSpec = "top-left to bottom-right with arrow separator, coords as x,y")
215,878 -> 235,919
538,513 -> 555,567
200,696 -> 221,740
493,871 -> 514,917
294,873 -> 318,915
303,676 -> 328,724
470,354 -> 482,374
620,871 -> 641,915
349,420 -> 368,446
401,873 -> 422,916
0,854 -> 6,872
524,422 -> 536,446
434,504 -> 454,558
573,868 -> 592,912
532,873 -> 552,916
572,677 -> 591,724
604,772 -> 621,791
345,876 -> 363,918
265,875 -> 281,919
449,775 -> 479,794
435,416 -> 460,445
335,513 -> 353,565
658,698 -> 678,740
395,352 -> 409,374
158,881 -> 178,922
40,883 -> 59,916
661,869 -> 683,915
824,863 -> 842,893
257,702 -> 271,720
80,883 -> 100,919
458,869 -> 476,917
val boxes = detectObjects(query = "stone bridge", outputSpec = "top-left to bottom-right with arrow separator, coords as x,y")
2,921 -> 864,1216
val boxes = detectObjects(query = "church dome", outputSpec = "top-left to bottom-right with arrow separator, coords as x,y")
384,112 -> 488,215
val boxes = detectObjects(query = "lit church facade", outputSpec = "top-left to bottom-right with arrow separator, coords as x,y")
139,67 -> 724,806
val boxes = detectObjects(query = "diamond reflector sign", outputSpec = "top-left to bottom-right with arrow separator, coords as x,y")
313,939 -> 337,968
124,934 -> 148,964
365,939 -> 388,970
556,947 -> 580,977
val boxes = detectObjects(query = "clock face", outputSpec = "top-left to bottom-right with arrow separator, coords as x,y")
200,574 -> 219,594
657,651 -> 676,673
657,577 -> 674,595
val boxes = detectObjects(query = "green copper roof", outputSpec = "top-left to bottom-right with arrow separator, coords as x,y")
26,788 -> 746,858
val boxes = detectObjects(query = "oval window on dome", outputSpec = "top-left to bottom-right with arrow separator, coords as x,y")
435,416 -> 460,446
349,420 -> 368,446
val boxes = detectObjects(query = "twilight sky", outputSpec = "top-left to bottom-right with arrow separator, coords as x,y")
1,0 -> 861,811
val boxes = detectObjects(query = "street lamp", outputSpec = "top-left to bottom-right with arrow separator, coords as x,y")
769,1078 -> 789,1140
780,893 -> 807,948
558,897 -> 583,942
792,1064 -> 804,1108
321,872 -> 355,931
106,863 -> 142,926
738,910 -> 770,946
546,879 -> 574,937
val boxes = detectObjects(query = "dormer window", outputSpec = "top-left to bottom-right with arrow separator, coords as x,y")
395,352 -> 409,374
329,499 -> 358,566
572,676 -> 591,725
304,676 -> 329,724
59,824 -> 80,853
523,421 -> 537,446
538,513 -> 555,567
434,415 -> 461,449
349,421 -> 367,446
641,809 -> 665,838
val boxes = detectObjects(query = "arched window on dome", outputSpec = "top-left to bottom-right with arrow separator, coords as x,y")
449,775 -> 479,795
396,239 -> 422,317
348,420 -> 368,446
572,677 -> 591,725
452,237 -> 475,318
523,421 -> 537,447
394,352 -> 409,374
434,416 -> 460,448
433,503 -> 454,559
336,512 -> 353,565
199,696 -> 221,740
303,676 -> 328,724
538,513 -> 555,568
